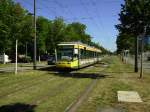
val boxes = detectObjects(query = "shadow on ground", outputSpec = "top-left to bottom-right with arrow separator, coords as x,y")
0,103 -> 36,112
104,71 -> 134,73
38,66 -> 109,79
53,72 -> 109,79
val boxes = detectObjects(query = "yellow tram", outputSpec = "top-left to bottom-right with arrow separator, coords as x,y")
55,42 -> 101,69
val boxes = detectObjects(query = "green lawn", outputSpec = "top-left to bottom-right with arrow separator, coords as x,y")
77,56 -> 150,112
0,56 -> 150,112
0,61 -> 47,67
0,63 -> 13,67
0,70 -> 93,112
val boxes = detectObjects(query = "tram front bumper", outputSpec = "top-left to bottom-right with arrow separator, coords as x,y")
56,62 -> 71,68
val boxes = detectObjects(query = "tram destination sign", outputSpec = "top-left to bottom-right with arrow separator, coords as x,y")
59,45 -> 74,49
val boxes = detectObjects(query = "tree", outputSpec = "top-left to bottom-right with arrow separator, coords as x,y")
116,0 -> 150,35
0,0 -> 13,54
36,16 -> 50,55
116,0 -> 150,72
64,22 -> 92,44
116,0 -> 150,52
46,17 -> 66,53
116,33 -> 135,54
0,0 -> 108,58
0,21 -> 10,53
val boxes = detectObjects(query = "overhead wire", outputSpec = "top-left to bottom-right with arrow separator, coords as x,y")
13,0 -> 117,40
79,0 -> 103,36
90,0 -> 112,39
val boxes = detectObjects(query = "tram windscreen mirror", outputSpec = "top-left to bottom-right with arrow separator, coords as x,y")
74,49 -> 78,54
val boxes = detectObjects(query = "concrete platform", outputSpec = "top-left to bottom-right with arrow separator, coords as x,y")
97,107 -> 125,112
117,91 -> 143,103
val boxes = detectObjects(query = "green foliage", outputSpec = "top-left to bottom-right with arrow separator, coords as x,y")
0,0 -> 13,53
37,16 -> 50,54
0,0 -> 109,58
144,44 -> 150,51
116,0 -> 150,53
116,33 -> 135,53
46,17 -> 66,53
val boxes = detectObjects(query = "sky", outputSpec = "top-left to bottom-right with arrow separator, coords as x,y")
13,0 -> 124,51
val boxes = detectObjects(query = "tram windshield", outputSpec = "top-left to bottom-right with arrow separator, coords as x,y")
57,45 -> 74,61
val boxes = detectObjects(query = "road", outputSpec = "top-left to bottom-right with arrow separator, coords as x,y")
0,63 -> 53,73
126,56 -> 150,73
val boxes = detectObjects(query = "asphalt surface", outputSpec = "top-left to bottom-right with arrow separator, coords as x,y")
125,56 -> 150,73
0,63 -> 53,73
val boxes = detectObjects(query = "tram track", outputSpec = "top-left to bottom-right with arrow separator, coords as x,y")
0,63 -> 105,112
0,65 -> 92,100
31,64 -> 104,112
30,78 -> 76,105
28,65 -> 100,110
0,73 -> 47,88
64,64 -> 106,112
65,79 -> 97,112
28,66 -> 96,105
0,75 -> 60,99
0,66 -> 92,99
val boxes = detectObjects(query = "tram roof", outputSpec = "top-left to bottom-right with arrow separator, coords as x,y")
58,42 -> 101,53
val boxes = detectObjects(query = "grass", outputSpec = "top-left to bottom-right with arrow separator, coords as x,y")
77,56 -> 150,112
0,63 -> 13,67
0,69 -> 93,112
0,61 -> 47,67
0,56 -> 150,112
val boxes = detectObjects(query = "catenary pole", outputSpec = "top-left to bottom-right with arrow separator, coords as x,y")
140,36 -> 143,78
33,0 -> 37,70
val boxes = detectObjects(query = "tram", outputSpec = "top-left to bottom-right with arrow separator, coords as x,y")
55,42 -> 101,69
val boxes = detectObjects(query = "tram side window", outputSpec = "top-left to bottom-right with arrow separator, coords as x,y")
95,52 -> 97,58
92,51 -> 94,58
89,51 -> 91,58
89,51 -> 92,58
94,52 -> 96,58
80,49 -> 84,59
87,50 -> 91,59
86,50 -> 89,59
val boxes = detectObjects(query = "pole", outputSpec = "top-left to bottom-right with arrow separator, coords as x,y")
140,37 -> 143,78
140,26 -> 146,78
55,48 -> 57,63
134,36 -> 139,72
15,39 -> 18,74
33,0 -> 37,70
3,52 -> 6,64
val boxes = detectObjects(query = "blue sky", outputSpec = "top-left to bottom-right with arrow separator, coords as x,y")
13,0 -> 124,51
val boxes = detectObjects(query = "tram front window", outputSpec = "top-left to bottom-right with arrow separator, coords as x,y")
57,47 -> 73,61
